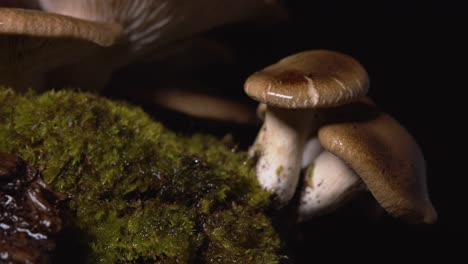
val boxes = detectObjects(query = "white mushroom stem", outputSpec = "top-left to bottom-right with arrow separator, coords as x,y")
298,150 -> 364,221
255,106 -> 315,205
251,111 -> 323,164
301,137 -> 323,169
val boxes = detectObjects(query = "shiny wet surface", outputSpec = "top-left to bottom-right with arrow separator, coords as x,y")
0,152 -> 64,264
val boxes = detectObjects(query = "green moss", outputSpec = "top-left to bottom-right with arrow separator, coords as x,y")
305,162 -> 316,189
0,88 -> 282,263
275,166 -> 284,177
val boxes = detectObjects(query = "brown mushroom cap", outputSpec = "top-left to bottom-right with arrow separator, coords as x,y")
244,50 -> 369,109
0,8 -> 122,46
0,8 -> 123,89
38,0 -> 286,58
318,99 -> 437,224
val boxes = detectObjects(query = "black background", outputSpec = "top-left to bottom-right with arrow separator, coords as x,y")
107,0 -> 466,262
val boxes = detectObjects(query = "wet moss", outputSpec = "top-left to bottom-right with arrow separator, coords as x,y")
0,88 -> 282,263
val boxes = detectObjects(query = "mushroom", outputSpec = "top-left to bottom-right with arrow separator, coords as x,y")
1,1 -> 286,90
244,50 -> 369,204
0,7 -> 123,90
298,99 -> 437,224
38,0 -> 286,62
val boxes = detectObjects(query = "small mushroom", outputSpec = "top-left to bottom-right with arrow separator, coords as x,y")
0,7 -> 123,90
298,99 -> 437,224
244,50 -> 369,204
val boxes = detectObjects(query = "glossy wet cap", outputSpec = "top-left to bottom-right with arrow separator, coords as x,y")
244,50 -> 369,109
318,99 -> 437,224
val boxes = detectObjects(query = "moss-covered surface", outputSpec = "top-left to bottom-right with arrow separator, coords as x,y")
0,88 -> 282,263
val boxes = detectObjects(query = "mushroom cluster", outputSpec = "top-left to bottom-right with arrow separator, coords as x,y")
245,50 -> 437,224
0,2 -> 436,225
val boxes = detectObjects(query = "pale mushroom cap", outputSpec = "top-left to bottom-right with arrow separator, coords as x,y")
318,99 -> 437,224
244,50 -> 369,109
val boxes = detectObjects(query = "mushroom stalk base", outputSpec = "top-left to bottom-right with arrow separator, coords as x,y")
298,150 -> 364,221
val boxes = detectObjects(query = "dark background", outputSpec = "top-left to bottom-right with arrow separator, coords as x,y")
281,1 -> 466,262
107,0 -> 466,262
